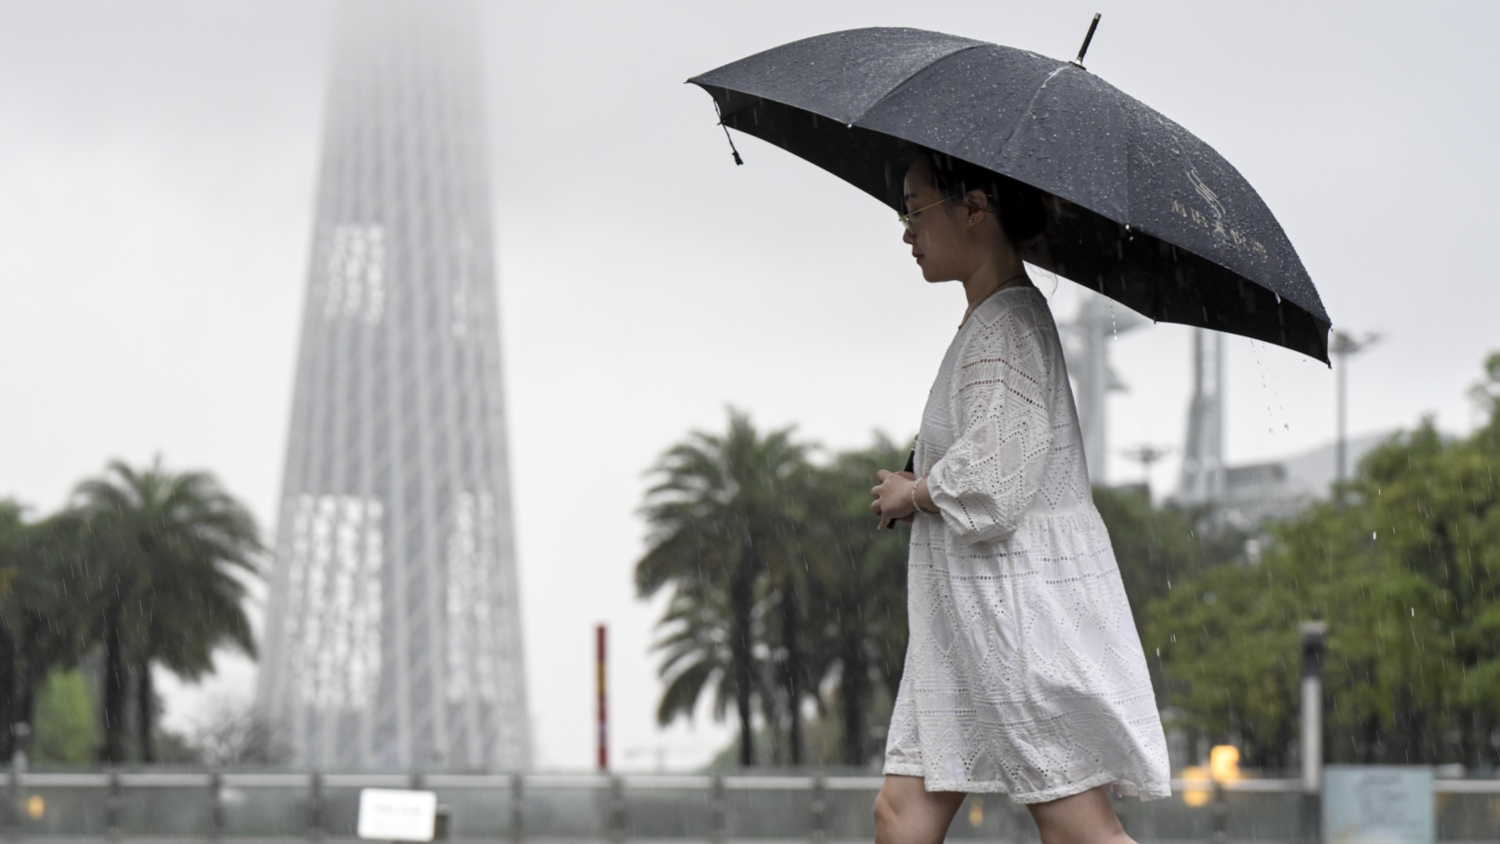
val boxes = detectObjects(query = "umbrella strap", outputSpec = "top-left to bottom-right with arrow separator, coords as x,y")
713,101 -> 744,166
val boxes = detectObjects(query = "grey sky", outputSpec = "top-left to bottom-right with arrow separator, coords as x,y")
0,1 -> 1495,770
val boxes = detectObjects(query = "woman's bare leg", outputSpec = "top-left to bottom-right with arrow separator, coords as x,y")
1026,786 -> 1135,844
873,775 -> 965,844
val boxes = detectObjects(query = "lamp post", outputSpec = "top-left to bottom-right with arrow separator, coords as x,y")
7,722 -> 27,840
1329,331 -> 1379,499
596,624 -> 608,771
1209,744 -> 1241,844
1301,621 -> 1328,844
1121,444 -> 1171,501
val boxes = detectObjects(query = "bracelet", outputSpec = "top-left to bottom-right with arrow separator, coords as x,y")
911,478 -> 934,515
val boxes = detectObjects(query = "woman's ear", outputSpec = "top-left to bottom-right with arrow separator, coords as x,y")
964,189 -> 991,225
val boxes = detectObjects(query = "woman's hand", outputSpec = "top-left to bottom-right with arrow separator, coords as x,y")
870,469 -> 919,528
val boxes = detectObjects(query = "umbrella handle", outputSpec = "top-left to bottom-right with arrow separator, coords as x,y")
1072,13 -> 1102,69
880,445 -> 919,529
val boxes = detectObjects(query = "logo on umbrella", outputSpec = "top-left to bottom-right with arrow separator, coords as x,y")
1186,165 -> 1226,219
1169,165 -> 1268,259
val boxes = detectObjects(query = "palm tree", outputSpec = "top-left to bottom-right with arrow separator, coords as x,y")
638,409 -> 810,767
800,439 -> 911,766
0,503 -> 23,758
764,511 -> 818,766
647,581 -> 744,726
0,504 -> 96,761
72,459 -> 261,763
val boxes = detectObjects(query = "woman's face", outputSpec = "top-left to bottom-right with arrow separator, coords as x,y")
902,157 -> 981,283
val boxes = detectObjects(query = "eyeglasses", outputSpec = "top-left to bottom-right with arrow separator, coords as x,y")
898,198 -> 950,235
899,198 -> 987,234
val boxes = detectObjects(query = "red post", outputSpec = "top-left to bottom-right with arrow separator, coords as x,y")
596,624 -> 608,771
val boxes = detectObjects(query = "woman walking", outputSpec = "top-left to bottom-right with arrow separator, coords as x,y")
869,150 -> 1171,844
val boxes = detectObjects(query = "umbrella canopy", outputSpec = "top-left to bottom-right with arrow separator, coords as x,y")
689,28 -> 1331,364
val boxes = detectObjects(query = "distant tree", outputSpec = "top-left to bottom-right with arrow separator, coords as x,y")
1147,353 -> 1500,768
644,577 -> 747,729
1092,487 -> 1201,622
0,502 -> 23,757
0,505 -> 90,759
1092,486 -> 1249,706
798,438 -> 910,767
71,459 -> 261,764
32,670 -> 98,764
191,698 -> 291,767
638,409 -> 811,767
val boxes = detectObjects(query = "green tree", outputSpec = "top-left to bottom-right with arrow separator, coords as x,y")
0,505 -> 91,760
1092,487 -> 1207,622
638,410 -> 811,767
1146,353 -> 1500,768
798,437 -> 910,767
1092,486 -> 1248,706
0,503 -> 20,756
72,459 -> 261,764
32,670 -> 98,764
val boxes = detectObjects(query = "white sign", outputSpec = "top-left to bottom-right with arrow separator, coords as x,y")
357,788 -> 437,842
1323,766 -> 1434,844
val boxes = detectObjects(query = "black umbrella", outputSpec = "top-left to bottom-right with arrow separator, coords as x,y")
689,26 -> 1331,364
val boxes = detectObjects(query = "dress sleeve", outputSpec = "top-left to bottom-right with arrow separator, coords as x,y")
926,303 -> 1056,544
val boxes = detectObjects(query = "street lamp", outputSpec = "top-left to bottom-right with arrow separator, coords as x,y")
1301,621 -> 1328,844
1121,444 -> 1171,500
1329,330 -> 1380,498
1209,745 -> 1241,844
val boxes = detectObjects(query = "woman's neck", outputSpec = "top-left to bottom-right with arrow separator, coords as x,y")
960,251 -> 1030,323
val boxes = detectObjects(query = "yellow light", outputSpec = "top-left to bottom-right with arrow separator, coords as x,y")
1210,745 -> 1241,785
968,796 -> 984,826
25,794 -> 44,819
1181,765 -> 1212,807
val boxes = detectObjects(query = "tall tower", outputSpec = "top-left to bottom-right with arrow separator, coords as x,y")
257,0 -> 529,771
1060,294 -> 1146,485
1177,329 -> 1226,504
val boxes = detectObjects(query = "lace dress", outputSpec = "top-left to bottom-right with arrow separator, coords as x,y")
882,285 -> 1171,802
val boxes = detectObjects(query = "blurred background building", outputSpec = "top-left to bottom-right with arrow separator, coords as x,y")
257,0 -> 530,771
1063,296 -> 1387,529
1062,294 -> 1147,485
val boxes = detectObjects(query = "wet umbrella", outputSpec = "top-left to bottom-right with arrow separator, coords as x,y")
689,26 -> 1331,363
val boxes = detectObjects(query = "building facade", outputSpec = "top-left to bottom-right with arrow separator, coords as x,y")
257,0 -> 529,771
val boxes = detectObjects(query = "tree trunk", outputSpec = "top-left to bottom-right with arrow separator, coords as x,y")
100,602 -> 127,764
839,627 -> 869,767
18,611 -> 49,739
137,656 -> 155,764
731,545 -> 755,768
0,622 -> 15,761
780,586 -> 802,766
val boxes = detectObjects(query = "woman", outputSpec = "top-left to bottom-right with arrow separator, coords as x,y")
868,150 -> 1171,844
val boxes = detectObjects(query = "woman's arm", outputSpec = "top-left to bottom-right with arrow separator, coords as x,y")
925,306 -> 1056,543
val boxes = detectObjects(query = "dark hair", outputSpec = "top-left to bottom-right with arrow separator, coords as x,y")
916,149 -> 1048,245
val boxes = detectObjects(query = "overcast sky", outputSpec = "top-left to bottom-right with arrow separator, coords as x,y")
1,1 -> 1495,771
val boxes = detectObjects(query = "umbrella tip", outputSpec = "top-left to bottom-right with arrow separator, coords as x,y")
714,100 -> 745,166
1071,13 -> 1102,70
722,125 -> 744,166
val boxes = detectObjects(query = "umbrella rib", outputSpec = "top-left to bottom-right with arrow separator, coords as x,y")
990,65 -> 1068,179
930,61 -> 1071,192
848,43 -> 989,126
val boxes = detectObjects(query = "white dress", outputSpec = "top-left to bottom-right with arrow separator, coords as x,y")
882,285 -> 1171,803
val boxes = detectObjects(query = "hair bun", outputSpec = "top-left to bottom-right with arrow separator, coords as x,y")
919,149 -> 1049,245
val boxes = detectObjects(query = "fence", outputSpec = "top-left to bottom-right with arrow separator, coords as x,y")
6,770 -> 1500,842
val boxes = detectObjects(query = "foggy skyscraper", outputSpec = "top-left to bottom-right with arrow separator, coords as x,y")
257,0 -> 529,770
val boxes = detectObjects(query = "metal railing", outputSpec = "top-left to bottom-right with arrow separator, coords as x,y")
4,770 -> 1500,841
